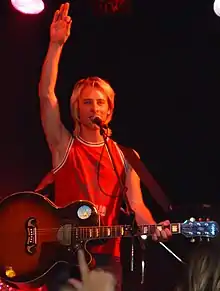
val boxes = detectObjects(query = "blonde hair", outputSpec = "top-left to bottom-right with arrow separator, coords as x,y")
176,244 -> 220,291
70,76 -> 115,136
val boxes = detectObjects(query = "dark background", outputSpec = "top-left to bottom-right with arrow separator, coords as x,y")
1,0 -> 220,290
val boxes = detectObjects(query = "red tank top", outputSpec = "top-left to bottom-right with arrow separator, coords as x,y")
53,136 -> 126,257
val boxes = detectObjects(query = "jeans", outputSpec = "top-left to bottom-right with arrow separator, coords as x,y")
45,254 -> 122,291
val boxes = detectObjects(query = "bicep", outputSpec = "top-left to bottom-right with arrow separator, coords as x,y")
125,150 -> 144,207
40,94 -> 69,152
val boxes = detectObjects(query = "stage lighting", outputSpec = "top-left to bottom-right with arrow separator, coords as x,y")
11,0 -> 44,14
214,0 -> 220,17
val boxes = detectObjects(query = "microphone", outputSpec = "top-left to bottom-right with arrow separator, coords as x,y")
90,117 -> 108,129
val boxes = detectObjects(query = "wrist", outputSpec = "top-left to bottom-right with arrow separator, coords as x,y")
49,41 -> 64,50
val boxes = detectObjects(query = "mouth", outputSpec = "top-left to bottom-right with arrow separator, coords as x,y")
88,116 -> 102,122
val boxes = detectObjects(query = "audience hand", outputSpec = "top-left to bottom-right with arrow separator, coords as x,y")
68,250 -> 116,291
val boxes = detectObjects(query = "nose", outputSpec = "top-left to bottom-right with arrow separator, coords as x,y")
91,101 -> 99,113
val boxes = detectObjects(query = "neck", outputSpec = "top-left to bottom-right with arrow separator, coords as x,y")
79,126 -> 104,143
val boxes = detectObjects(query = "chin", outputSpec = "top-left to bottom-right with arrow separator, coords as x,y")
85,123 -> 99,131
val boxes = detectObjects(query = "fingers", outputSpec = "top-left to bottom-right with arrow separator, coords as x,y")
152,220 -> 172,242
164,227 -> 172,238
67,19 -> 72,36
152,233 -> 158,241
52,10 -> 59,23
77,249 -> 90,282
63,2 -> 70,18
59,4 -> 65,20
161,220 -> 172,240
162,220 -> 170,227
152,228 -> 160,241
59,3 -> 69,20
64,16 -> 71,23
53,3 -> 70,22
68,278 -> 83,290
160,229 -> 168,240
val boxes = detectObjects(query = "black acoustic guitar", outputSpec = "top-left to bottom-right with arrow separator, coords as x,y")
0,192 -> 219,289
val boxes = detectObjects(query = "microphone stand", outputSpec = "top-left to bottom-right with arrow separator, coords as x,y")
98,125 -> 138,273
98,124 -> 185,285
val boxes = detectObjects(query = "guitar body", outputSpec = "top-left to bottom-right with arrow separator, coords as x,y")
0,192 -> 99,288
0,192 -> 219,289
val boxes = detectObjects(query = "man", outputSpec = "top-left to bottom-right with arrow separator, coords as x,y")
38,2 -> 172,291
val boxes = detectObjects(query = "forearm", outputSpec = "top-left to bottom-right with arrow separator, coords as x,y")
132,202 -> 156,225
39,42 -> 63,98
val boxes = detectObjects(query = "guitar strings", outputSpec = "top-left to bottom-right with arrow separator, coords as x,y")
0,224 -> 171,234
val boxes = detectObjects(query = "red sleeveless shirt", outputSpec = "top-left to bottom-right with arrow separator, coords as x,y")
52,136 -> 126,257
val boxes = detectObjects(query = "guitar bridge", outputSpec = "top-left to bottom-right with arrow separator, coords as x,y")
25,217 -> 37,254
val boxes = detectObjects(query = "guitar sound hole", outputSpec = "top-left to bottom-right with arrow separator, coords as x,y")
77,205 -> 92,220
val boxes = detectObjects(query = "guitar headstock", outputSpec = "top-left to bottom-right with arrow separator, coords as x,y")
181,217 -> 219,241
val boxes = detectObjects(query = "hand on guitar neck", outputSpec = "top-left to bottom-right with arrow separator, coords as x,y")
68,250 -> 116,291
151,220 -> 172,242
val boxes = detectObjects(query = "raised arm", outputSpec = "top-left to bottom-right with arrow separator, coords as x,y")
38,3 -> 72,166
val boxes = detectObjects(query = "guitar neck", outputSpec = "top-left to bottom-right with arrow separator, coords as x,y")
74,223 -> 181,240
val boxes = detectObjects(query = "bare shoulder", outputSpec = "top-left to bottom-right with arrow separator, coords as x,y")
132,149 -> 140,159
124,148 -> 141,183
126,148 -> 141,170
125,148 -> 142,195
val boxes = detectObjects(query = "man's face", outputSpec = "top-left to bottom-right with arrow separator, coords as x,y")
77,85 -> 110,129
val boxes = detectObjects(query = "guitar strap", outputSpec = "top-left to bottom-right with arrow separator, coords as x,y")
117,145 -> 172,213
35,144 -> 172,213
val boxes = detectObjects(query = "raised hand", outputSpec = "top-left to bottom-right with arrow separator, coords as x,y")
68,250 -> 116,291
50,2 -> 72,46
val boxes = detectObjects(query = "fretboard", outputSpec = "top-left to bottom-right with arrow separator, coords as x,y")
72,223 -> 181,240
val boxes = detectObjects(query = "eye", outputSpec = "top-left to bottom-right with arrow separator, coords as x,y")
84,100 -> 91,104
97,100 -> 106,106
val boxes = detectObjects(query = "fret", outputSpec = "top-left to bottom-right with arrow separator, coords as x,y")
113,226 -> 116,238
75,223 -> 181,241
171,223 -> 180,234
107,227 -> 111,237
112,225 -> 118,237
76,223 -> 181,240
95,227 -> 99,238
82,227 -> 84,240
70,220 -> 216,242
150,225 -> 156,234
75,227 -> 79,239
92,227 -> 97,239
120,226 -> 124,236
139,223 -> 181,236
115,226 -> 120,237
156,225 -> 162,232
